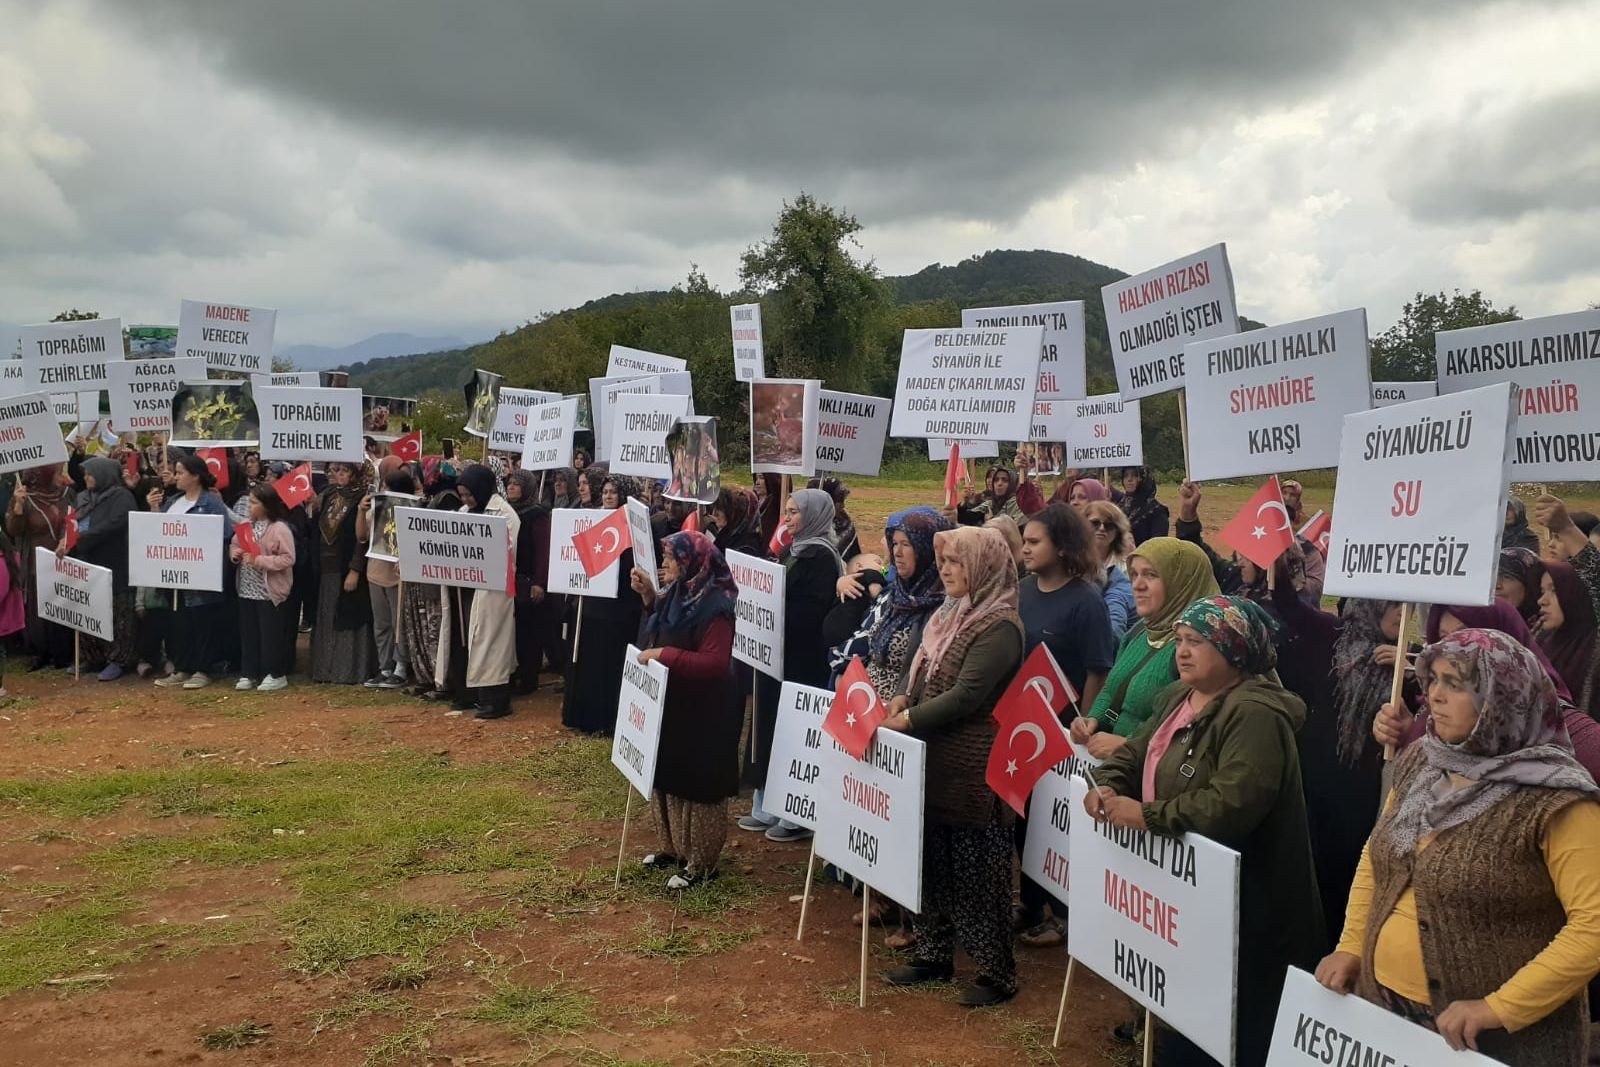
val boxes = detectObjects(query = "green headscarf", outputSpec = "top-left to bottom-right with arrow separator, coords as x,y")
1128,537 -> 1219,647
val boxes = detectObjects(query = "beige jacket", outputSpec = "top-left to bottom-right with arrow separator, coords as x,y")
435,494 -> 521,690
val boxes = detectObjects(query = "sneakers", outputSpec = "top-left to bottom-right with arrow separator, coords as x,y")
182,672 -> 212,690
235,677 -> 257,691
737,813 -> 777,832
97,663 -> 125,682
154,672 -> 189,688
135,662 -> 153,678
362,675 -> 387,688
378,673 -> 406,689
764,824 -> 812,843
257,675 -> 288,692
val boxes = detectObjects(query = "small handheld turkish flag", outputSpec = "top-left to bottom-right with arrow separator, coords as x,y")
943,442 -> 962,509
680,509 -> 700,534
123,450 -> 140,482
993,643 -> 1079,727
276,463 -> 315,510
64,506 -> 79,552
198,448 -> 229,491
571,506 -> 629,579
768,522 -> 792,557
234,522 -> 259,557
825,656 -> 888,759
390,431 -> 422,463
986,691 -> 1073,816
1297,509 -> 1331,557
1218,476 -> 1296,570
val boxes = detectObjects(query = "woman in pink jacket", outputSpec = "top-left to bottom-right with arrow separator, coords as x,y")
228,484 -> 297,692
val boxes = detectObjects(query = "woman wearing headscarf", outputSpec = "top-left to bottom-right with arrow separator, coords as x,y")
5,464 -> 74,670
1499,548 -> 1546,631
1318,630 -> 1600,1064
547,466 -> 578,510
406,457 -> 459,698
504,468 -> 553,695
309,461 -> 376,685
1064,477 -> 1111,513
63,456 -> 137,679
148,454 -> 234,690
1537,560 -> 1600,714
1504,496 -> 1541,553
561,471 -> 644,734
709,485 -> 765,559
355,457 -> 409,688
740,487 -> 844,841
1070,538 -> 1220,759
879,526 -> 1025,1006
1082,500 -> 1136,639
631,531 -> 741,888
808,476 -> 861,560
575,467 -> 599,508
956,465 -> 1025,525
1089,595 -> 1322,1066
435,464 -> 520,719
1119,466 -> 1170,545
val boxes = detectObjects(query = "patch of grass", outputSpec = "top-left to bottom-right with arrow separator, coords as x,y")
672,871 -> 765,918
24,731 -> 67,744
1004,1019 -> 1064,1066
373,957 -> 434,990
623,920 -> 755,961
522,736 -> 628,820
310,990 -> 405,1035
24,827 -> 83,843
697,1045 -> 830,1067
318,687 -> 413,708
469,976 -> 596,1036
0,894 -> 137,995
285,900 -> 511,975
361,1019 -> 433,1066
198,1021 -> 270,1050
564,1050 -> 675,1067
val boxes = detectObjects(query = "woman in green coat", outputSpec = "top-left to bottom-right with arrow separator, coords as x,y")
1070,537 -> 1219,760
1086,594 -> 1323,1066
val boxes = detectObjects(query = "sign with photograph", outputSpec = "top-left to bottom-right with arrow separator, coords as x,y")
665,416 -> 720,504
169,382 -> 260,448
750,378 -> 820,476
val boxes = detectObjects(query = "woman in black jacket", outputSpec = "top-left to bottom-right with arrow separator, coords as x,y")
66,456 -> 137,679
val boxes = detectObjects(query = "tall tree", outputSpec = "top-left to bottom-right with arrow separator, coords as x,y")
739,193 -> 888,390
1370,290 -> 1519,381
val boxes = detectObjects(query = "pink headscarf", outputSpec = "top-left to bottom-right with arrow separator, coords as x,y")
1071,478 -> 1111,504
908,526 -> 1023,689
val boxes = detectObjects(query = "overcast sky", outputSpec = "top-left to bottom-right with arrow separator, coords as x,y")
3,0 -> 1596,348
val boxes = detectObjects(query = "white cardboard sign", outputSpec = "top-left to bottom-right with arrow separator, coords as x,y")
1020,740 -> 1102,910
1067,776 -> 1241,1066
34,548 -> 114,640
1266,968 -> 1503,1067
1183,309 -> 1373,480
0,392 -> 71,474
128,511 -> 225,592
251,371 -> 320,389
961,300 -> 1086,400
763,682 -> 833,832
1371,380 -> 1437,408
255,385 -> 365,462
51,391 -> 98,425
1323,381 -> 1517,605
176,300 -> 277,374
1435,309 -> 1600,480
925,438 -> 999,462
816,728 -> 927,913
814,390 -> 890,477
624,498 -> 658,593
546,508 -> 620,598
106,357 -> 208,434
394,507 -> 509,592
727,549 -> 785,680
590,371 -> 694,462
606,345 -> 686,379
611,392 -> 691,480
730,303 -> 765,381
19,318 -> 124,392
612,647 -> 669,797
0,358 -> 25,399
1102,243 -> 1240,399
521,397 -> 578,470
890,327 -> 1043,442
488,387 -> 561,454
1061,394 -> 1144,469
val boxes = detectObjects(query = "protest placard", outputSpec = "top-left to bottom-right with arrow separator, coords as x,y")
606,345 -> 686,378
890,327 -> 1043,442
1265,968 -> 1502,1067
128,511 -> 225,592
962,300 -> 1086,400
521,397 -> 578,469
1323,381 -> 1516,605
1371,380 -> 1437,408
814,390 -> 889,477
665,417 -> 719,504
816,729 -> 926,913
105,357 -> 207,435
463,369 -> 504,438
489,387 -> 560,453
1183,309 -> 1372,480
624,498 -> 658,593
611,392 -> 691,480
127,325 -> 178,357
749,379 -> 820,476
362,395 -> 417,441
1436,308 -> 1600,480
176,300 -> 276,374
19,318 -> 123,393
611,647 -> 669,797
394,506 -> 510,592
547,508 -> 620,598
1020,741 -> 1101,910
1061,394 -> 1144,468
250,371 -> 321,390
0,393 -> 71,475
1067,776 -> 1241,1065
365,493 -> 417,563
590,371 -> 694,461
255,385 -> 364,462
1102,244 -> 1239,400
34,548 -> 114,641
727,549 -> 785,680
0,358 -> 24,399
925,438 -> 998,462
764,683 -> 834,832
51,391 -> 98,426
730,303 -> 765,381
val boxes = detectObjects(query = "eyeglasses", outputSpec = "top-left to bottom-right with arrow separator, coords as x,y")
1087,519 -> 1118,531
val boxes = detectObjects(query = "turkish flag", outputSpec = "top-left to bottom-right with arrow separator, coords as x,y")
943,441 -> 962,509
390,431 -> 422,463
123,450 -> 140,482
198,448 -> 229,491
993,643 -> 1080,728
768,522 -> 792,557
986,690 -> 1073,816
1298,509 -> 1331,557
571,506 -> 628,579
64,506 -> 79,552
277,463 -> 315,510
234,522 -> 259,557
680,509 -> 700,534
825,656 -> 888,759
1218,476 -> 1296,570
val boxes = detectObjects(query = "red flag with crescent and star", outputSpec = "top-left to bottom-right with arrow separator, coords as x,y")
197,448 -> 229,491
276,463 -> 315,510
572,505 -> 629,579
1218,476 -> 1296,570
63,506 -> 79,552
985,679 -> 1073,816
992,643 -> 1079,728
1297,509 -> 1331,557
390,431 -> 422,463
824,656 -> 887,759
